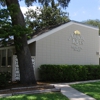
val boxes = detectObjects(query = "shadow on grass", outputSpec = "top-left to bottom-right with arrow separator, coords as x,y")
0,92 -> 69,100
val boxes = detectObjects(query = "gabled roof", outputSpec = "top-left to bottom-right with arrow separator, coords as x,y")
28,21 -> 99,44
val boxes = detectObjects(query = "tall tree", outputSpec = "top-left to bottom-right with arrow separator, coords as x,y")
0,0 -> 70,84
25,1 -> 70,37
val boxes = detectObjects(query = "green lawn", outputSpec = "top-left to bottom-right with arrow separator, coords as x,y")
71,81 -> 100,100
0,92 -> 69,100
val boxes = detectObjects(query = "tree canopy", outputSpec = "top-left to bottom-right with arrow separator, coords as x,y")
25,1 -> 70,38
24,0 -> 70,8
83,19 -> 100,34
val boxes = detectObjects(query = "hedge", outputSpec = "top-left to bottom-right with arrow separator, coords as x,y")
39,65 -> 100,82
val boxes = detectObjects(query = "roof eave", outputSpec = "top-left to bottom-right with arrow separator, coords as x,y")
28,21 -> 99,44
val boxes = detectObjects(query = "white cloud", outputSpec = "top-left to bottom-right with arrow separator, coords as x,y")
72,9 -> 86,17
20,6 -> 39,14
73,12 -> 77,16
82,11 -> 86,14
98,7 -> 100,10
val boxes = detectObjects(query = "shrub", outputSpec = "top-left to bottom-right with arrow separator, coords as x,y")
39,65 -> 100,82
0,72 -> 11,88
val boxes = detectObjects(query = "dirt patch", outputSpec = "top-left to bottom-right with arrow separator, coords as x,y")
0,82 -> 55,94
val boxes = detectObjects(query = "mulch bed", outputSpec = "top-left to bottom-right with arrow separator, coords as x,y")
0,81 -> 55,94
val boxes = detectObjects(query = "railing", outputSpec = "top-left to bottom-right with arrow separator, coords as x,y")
12,55 -> 35,81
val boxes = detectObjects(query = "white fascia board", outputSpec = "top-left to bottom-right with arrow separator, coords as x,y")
73,22 -> 99,31
28,21 -> 99,44
28,22 -> 73,44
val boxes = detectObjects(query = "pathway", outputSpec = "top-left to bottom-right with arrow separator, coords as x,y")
53,80 -> 100,100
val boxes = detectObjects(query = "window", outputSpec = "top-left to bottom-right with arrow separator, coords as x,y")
7,49 -> 12,67
0,49 -> 13,67
1,50 -> 6,67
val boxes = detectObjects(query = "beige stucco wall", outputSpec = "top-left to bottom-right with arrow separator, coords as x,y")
35,24 -> 99,79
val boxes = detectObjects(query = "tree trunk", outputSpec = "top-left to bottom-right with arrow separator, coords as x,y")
5,0 -> 36,84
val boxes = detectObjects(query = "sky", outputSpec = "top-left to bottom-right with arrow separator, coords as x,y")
19,0 -> 100,22
67,0 -> 100,22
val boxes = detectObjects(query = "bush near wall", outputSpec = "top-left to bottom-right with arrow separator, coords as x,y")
0,72 -> 11,88
39,65 -> 100,82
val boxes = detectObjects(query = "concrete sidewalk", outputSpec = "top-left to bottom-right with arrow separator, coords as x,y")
54,84 -> 96,100
52,80 -> 100,100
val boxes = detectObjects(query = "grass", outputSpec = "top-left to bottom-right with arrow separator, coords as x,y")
71,81 -> 100,100
0,92 -> 69,100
